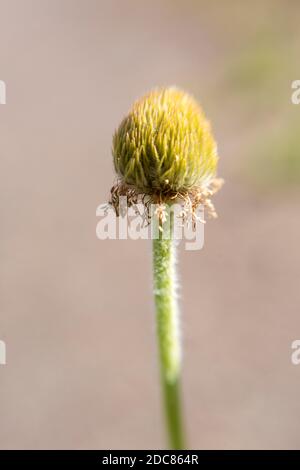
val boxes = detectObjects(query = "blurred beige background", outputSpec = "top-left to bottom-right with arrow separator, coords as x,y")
1,0 -> 300,449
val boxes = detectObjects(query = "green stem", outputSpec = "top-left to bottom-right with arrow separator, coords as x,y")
152,208 -> 186,449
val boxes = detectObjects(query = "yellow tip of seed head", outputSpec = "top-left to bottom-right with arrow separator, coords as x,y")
110,87 -> 223,222
113,86 -> 219,195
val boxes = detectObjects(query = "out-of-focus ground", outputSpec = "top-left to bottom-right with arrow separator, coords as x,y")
0,0 -> 300,449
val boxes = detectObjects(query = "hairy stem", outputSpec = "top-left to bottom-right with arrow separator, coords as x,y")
152,208 -> 186,449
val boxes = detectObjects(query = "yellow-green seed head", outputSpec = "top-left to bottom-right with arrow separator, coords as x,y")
112,87 -> 218,196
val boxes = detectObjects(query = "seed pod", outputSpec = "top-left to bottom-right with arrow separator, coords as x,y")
110,87 -> 223,219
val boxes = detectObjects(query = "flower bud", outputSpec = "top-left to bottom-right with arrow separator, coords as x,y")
110,87 -> 223,220
113,87 -> 218,195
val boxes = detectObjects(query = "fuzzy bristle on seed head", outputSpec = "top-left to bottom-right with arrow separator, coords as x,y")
112,87 -> 218,195
110,87 -> 223,221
